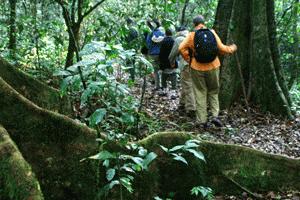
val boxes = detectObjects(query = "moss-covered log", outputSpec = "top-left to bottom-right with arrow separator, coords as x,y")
0,125 -> 44,200
0,57 -> 71,115
102,132 -> 300,200
0,77 -> 98,200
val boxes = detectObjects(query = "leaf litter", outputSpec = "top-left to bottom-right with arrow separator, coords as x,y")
131,79 -> 300,200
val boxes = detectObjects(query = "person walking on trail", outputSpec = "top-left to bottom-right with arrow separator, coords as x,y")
159,28 -> 177,92
179,15 -> 237,127
146,19 -> 165,90
169,26 -> 196,118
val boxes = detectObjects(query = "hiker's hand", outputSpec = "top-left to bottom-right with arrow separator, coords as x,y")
231,44 -> 237,52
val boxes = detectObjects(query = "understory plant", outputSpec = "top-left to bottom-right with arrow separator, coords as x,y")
54,41 -> 153,136
159,139 -> 214,200
89,140 -> 157,200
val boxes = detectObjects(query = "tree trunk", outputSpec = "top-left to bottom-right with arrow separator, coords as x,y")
214,0 -> 293,118
0,125 -> 44,200
266,0 -> 292,107
32,0 -> 41,70
8,0 -> 17,59
0,57 -> 72,115
0,76 -> 98,200
65,24 -> 80,68
180,0 -> 189,26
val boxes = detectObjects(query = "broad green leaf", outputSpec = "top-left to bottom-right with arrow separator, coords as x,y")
120,177 -> 133,193
184,140 -> 200,149
138,147 -> 148,157
131,157 -> 143,166
109,180 -> 119,189
103,159 -> 110,168
171,153 -> 188,165
89,108 -> 107,127
106,168 -> 116,181
186,149 -> 206,162
159,145 -> 169,153
89,150 -> 115,160
120,112 -> 135,124
142,152 -> 157,170
169,145 -> 184,152
191,186 -> 213,198
121,166 -> 135,173
53,69 -> 72,76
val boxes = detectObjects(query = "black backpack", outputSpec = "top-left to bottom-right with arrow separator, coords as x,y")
159,36 -> 177,70
193,29 -> 218,63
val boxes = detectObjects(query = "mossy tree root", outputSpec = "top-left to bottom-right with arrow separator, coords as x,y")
0,57 -> 72,115
103,132 -> 300,199
0,125 -> 44,200
0,77 -> 99,200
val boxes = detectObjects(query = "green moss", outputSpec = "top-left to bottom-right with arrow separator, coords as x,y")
0,125 -> 44,200
101,132 -> 300,199
0,57 -> 71,115
0,78 -> 99,200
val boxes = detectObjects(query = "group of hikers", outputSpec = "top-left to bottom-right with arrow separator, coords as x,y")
129,15 -> 237,128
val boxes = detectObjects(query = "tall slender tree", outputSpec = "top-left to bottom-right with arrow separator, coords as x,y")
8,0 -> 17,59
55,0 -> 106,68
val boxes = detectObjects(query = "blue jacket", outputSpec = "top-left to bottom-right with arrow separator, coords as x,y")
146,28 -> 165,55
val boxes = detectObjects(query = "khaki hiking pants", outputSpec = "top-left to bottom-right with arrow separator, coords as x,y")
191,68 -> 220,123
180,65 -> 196,111
148,55 -> 160,89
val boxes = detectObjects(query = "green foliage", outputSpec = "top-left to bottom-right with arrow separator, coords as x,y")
290,83 -> 300,114
191,186 -> 214,200
89,143 -> 157,198
275,0 -> 299,86
159,139 -> 211,199
55,41 -> 152,135
159,139 -> 206,165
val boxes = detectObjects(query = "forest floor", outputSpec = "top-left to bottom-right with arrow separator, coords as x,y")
135,81 -> 300,159
132,79 -> 300,200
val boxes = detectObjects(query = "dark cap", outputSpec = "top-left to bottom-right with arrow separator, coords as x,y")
193,15 -> 205,26
176,26 -> 187,32
165,28 -> 173,36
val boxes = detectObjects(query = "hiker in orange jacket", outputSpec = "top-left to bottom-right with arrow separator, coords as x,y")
179,15 -> 237,127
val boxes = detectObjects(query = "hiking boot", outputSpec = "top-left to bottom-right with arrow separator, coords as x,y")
158,88 -> 167,96
194,121 -> 210,129
211,117 -> 223,127
178,104 -> 185,111
169,90 -> 177,100
186,110 -> 196,119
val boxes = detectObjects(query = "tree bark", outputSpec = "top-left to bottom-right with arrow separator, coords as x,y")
266,0 -> 292,107
8,0 -> 17,59
0,57 -> 72,115
180,0 -> 189,26
56,0 -> 106,69
0,76 -> 98,200
215,0 -> 293,118
65,24 -> 80,68
250,0 -> 292,118
0,125 -> 44,200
